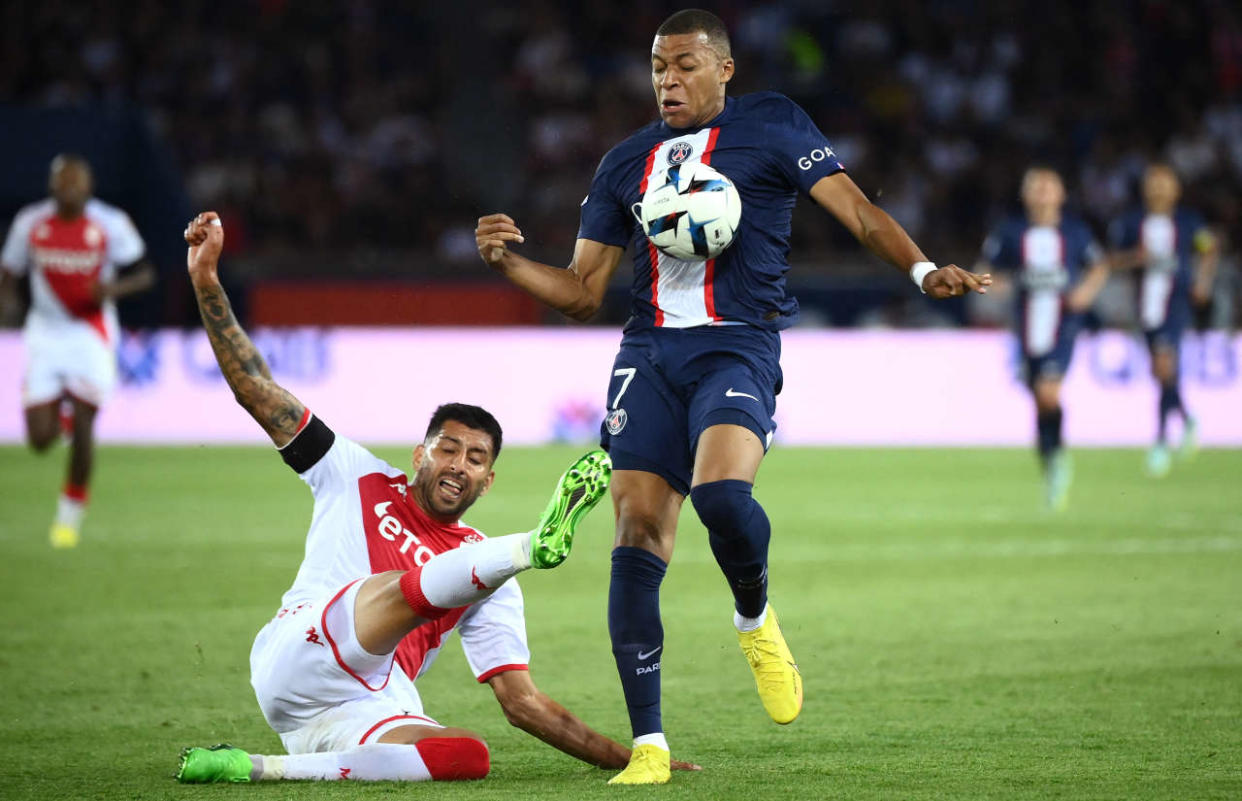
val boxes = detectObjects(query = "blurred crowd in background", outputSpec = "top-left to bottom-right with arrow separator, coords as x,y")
2,0 -> 1241,327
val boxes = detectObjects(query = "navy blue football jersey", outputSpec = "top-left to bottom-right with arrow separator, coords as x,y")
981,214 -> 1103,357
1109,206 -> 1210,331
577,92 -> 844,331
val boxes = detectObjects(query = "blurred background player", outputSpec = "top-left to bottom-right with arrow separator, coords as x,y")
978,167 -> 1109,510
477,9 -> 990,784
0,154 -> 155,547
1108,164 -> 1218,477
175,212 -> 697,784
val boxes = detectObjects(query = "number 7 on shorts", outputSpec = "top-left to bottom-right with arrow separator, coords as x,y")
611,368 -> 636,410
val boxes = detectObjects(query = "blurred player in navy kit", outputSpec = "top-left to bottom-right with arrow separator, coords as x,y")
978,167 -> 1109,510
1109,164 -> 1217,477
476,9 -> 990,784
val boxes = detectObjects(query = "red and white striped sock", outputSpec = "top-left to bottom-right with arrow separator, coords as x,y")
56,484 -> 88,529
399,532 -> 531,617
257,740 -> 488,781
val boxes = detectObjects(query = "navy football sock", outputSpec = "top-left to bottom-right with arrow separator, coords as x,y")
608,546 -> 668,738
1036,407 -> 1063,466
1157,382 -> 1183,443
690,479 -> 771,619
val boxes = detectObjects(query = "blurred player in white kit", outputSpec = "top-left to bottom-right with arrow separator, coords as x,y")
0,155 -> 155,547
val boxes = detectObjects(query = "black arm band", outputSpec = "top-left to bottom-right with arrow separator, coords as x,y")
279,415 -> 335,473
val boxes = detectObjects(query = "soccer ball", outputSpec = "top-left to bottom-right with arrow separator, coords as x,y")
631,162 -> 742,261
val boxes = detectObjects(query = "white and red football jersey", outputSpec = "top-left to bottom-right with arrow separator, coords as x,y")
278,415 -> 531,685
1,197 -> 145,344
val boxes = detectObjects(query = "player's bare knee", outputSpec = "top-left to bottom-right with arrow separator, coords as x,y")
25,406 -> 58,451
27,427 -> 57,452
26,416 -> 58,450
70,403 -> 97,437
611,476 -> 679,556
614,509 -> 670,554
1033,381 -> 1061,413
1152,351 -> 1176,382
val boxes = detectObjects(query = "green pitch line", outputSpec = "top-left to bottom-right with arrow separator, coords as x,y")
0,445 -> 1239,800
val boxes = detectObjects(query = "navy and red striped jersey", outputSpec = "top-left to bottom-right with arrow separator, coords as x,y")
1108,206 -> 1212,330
577,92 -> 843,331
981,214 -> 1103,356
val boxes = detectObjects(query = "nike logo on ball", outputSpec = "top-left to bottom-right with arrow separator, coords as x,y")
637,646 -> 662,660
725,388 -> 759,402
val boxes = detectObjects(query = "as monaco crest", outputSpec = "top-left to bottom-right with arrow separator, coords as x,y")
667,141 -> 694,165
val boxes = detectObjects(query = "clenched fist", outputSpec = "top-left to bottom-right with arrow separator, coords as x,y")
185,211 -> 224,287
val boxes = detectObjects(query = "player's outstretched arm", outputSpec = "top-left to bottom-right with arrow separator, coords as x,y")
476,214 -> 624,321
487,670 -> 701,772
1108,247 -> 1146,271
92,259 -> 156,304
810,173 -> 991,299
184,212 -> 306,447
1067,258 -> 1111,313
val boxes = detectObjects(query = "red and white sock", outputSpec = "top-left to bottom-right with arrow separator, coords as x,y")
400,532 -> 531,617
56,484 -> 88,529
257,740 -> 488,781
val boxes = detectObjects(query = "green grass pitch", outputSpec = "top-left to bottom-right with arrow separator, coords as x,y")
0,444 -> 1239,800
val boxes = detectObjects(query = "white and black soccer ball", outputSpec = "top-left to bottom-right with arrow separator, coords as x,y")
631,162 -> 742,261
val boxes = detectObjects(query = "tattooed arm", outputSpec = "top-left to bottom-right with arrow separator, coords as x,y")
184,212 -> 306,447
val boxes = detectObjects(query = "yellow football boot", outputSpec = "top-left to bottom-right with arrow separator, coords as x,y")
608,744 -> 670,785
49,523 -> 80,549
738,604 -> 802,724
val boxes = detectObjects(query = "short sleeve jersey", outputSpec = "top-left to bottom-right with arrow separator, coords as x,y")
278,416 -> 530,684
1,198 -> 145,343
1109,206 -> 1208,291
982,214 -> 1103,298
981,214 -> 1103,355
1109,206 -> 1210,331
577,92 -> 844,331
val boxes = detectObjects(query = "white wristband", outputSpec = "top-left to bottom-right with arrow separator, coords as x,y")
909,261 -> 937,293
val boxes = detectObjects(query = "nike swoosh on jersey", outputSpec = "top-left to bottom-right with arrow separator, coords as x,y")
725,388 -> 760,402
637,646 -> 662,660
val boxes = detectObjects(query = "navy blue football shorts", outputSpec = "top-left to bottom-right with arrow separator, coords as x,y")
1020,319 -> 1080,387
1144,291 -> 1190,355
598,325 -> 782,496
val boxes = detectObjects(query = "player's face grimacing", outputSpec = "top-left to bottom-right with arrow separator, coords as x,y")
410,419 -> 496,521
651,32 -> 734,129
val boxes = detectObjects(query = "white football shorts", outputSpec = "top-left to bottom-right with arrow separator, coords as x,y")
22,323 -> 117,408
249,578 -> 442,754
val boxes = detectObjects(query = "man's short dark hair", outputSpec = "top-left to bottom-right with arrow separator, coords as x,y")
425,403 -> 503,459
656,9 -> 732,60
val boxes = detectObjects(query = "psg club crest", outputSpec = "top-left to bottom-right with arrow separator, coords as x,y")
605,408 -> 628,435
667,141 -> 694,165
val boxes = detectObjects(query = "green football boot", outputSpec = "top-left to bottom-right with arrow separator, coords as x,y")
1146,443 -> 1172,478
1044,450 -> 1073,512
1179,416 -> 1199,462
531,450 -> 612,569
176,744 -> 254,783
